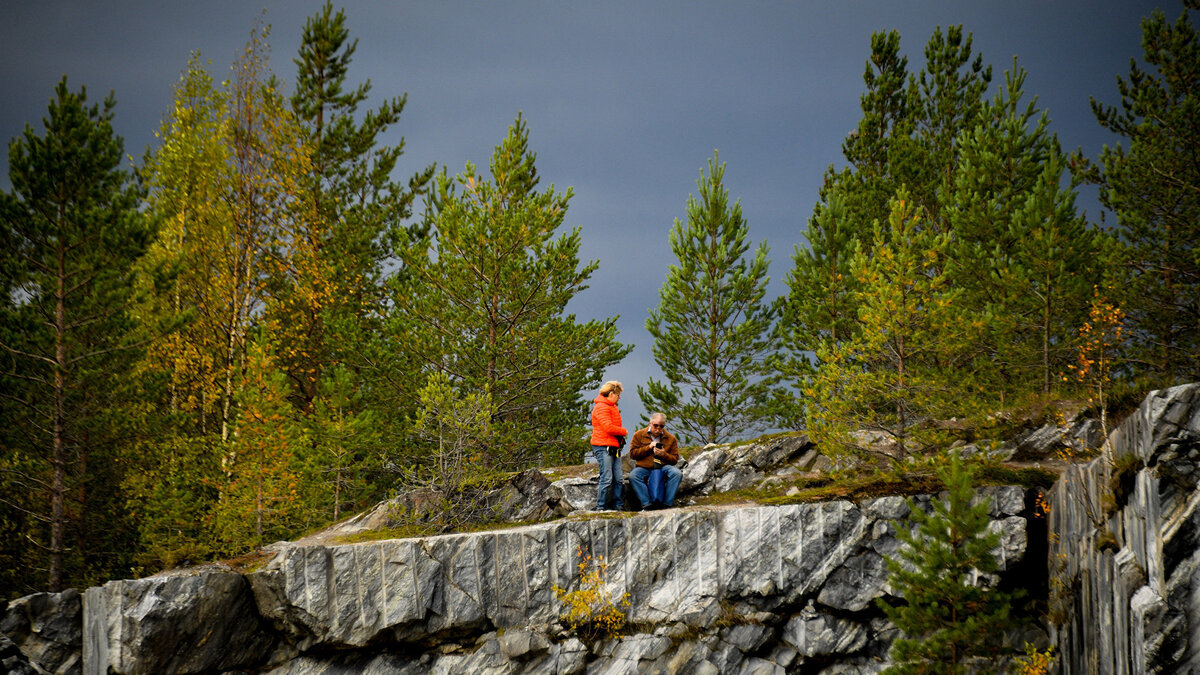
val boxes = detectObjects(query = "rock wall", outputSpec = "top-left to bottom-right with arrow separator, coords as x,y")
11,386 -> 1200,673
60,488 -> 1031,674
1048,383 -> 1200,674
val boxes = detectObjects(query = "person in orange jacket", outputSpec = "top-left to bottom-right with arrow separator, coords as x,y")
590,380 -> 627,511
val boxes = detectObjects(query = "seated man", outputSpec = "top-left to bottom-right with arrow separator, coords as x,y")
628,413 -> 683,510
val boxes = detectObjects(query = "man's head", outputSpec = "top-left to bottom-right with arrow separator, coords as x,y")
649,413 -> 666,433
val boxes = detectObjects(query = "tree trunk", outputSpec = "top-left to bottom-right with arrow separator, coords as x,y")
50,234 -> 68,592
1042,273 -> 1051,395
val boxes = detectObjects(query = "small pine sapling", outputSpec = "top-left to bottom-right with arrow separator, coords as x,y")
878,450 -> 1016,673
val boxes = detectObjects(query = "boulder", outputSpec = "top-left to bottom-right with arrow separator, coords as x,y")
1,589 -> 81,675
83,571 -> 280,675
780,606 -> 869,658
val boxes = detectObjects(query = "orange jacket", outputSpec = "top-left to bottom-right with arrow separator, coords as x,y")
589,395 -> 627,447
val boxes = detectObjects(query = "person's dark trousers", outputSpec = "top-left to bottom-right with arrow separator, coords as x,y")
592,445 -> 624,510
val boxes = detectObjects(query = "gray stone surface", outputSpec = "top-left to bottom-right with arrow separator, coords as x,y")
1,589 -> 81,675
1048,383 -> 1200,674
82,572 -> 280,675
781,606 -> 868,657
679,435 -> 816,497
58,486 -> 1030,674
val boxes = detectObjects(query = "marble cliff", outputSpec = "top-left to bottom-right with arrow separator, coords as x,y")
3,384 -> 1198,674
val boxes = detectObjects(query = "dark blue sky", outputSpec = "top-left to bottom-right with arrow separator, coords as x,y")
1,1 -> 1169,424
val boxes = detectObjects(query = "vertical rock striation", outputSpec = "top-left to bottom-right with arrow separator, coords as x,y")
63,486 -> 1029,674
1048,383 -> 1200,674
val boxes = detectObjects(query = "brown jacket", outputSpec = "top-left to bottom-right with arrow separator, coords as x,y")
629,427 -> 680,469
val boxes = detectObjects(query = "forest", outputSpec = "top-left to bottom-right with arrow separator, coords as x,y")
1,1 -> 1197,600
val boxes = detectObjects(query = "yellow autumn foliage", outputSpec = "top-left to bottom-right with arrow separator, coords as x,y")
552,549 -> 630,642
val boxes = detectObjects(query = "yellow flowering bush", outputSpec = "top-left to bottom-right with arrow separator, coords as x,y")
553,548 -> 630,642
1013,643 -> 1055,675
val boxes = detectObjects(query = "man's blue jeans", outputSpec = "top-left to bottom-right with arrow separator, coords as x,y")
592,445 -> 623,510
629,464 -> 683,507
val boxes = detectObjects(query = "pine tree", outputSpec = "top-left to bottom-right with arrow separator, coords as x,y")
405,372 -> 494,528
287,3 -> 435,511
783,30 -> 916,352
779,27 -> 994,427
389,115 -> 631,468
910,25 -> 993,230
947,63 -> 1103,399
772,194 -> 856,430
782,26 -> 1100,429
640,152 -> 775,445
807,195 -> 974,464
1074,0 -> 1200,385
0,78 -> 149,592
303,364 -> 381,522
287,1 -> 434,412
878,450 -> 1014,673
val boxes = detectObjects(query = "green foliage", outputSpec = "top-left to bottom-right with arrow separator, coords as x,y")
878,451 -> 1015,674
210,340 -> 308,552
302,365 -> 382,522
909,26 -> 993,223
774,192 -> 858,425
640,152 -> 776,444
123,434 -> 221,570
777,30 -> 914,402
6,4 -> 1195,599
1075,0 -> 1200,385
780,25 -> 1102,430
396,372 -> 496,529
947,63 -> 1104,399
780,26 -> 993,428
389,114 -> 631,469
286,0 -> 434,417
0,77 -> 148,592
808,195 -> 979,464
137,26 -> 320,561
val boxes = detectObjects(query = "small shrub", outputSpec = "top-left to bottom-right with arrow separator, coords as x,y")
553,548 -> 630,642
1095,526 -> 1120,553
1109,452 -> 1143,510
1013,642 -> 1056,675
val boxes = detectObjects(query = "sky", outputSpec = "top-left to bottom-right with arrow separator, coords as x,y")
0,1 -> 1170,427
